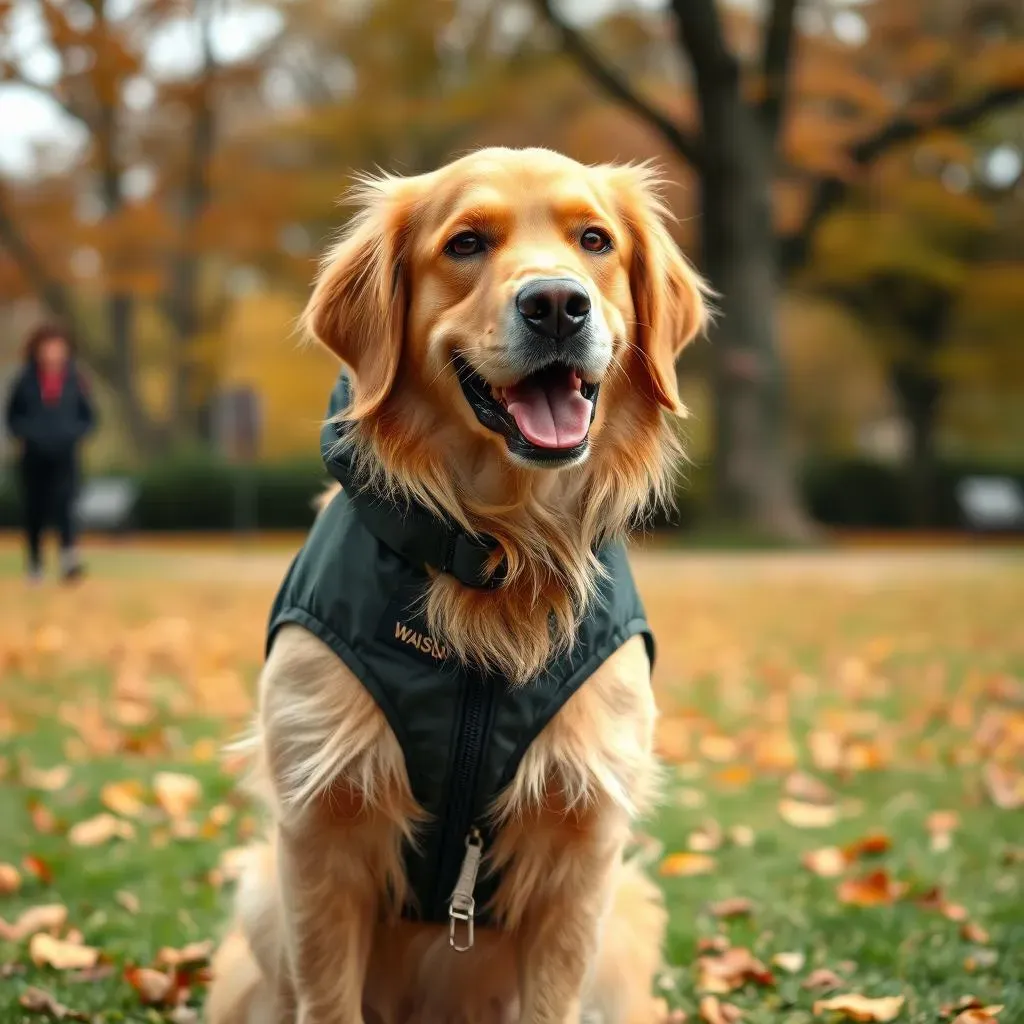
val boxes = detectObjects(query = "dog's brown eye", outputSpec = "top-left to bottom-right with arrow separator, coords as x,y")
446,231 -> 485,257
580,227 -> 612,253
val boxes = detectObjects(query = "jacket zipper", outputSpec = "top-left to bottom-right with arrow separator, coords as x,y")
436,676 -> 492,948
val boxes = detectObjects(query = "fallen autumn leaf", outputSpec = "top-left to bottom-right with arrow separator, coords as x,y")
803,968 -> 845,992
100,779 -> 147,818
779,798 -> 839,829
698,995 -> 743,1024
803,846 -> 848,877
812,993 -> 905,1021
154,771 -> 203,819
124,965 -> 176,1005
772,951 -> 806,973
659,852 -> 716,877
837,870 -> 907,907
708,897 -> 753,919
0,863 -> 20,895
68,812 -> 135,847
29,933 -> 99,970
18,986 -> 89,1021
0,904 -> 68,942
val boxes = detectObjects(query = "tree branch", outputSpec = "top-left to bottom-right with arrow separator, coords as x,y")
782,83 -> 1024,276
0,193 -> 120,381
758,0 -> 799,146
533,0 -> 704,168
670,0 -> 731,81
0,195 -> 77,328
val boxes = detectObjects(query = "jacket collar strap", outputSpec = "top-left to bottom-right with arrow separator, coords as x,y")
320,373 -> 505,591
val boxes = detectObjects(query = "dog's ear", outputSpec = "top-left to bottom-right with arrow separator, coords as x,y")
302,176 -> 419,420
610,165 -> 711,414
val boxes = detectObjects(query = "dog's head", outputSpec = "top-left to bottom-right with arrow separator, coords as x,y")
304,148 -> 708,680
304,147 -> 707,480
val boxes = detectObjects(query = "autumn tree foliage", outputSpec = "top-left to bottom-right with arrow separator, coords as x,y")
537,0 -> 1024,534
1,0 -> 1022,515
0,0 -> 300,452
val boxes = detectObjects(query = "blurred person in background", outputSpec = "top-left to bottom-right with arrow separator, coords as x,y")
4,324 -> 96,583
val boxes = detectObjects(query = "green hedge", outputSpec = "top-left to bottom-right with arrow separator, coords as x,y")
0,455 -> 1020,532
0,456 -> 327,532
802,458 -> 1024,530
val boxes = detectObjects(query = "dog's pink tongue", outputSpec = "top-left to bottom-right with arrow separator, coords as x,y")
505,373 -> 592,449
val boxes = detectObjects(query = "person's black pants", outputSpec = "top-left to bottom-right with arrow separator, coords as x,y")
19,452 -> 78,571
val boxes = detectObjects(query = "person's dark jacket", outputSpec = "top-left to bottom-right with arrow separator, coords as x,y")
4,362 -> 97,460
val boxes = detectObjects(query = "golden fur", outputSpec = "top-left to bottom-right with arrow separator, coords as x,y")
207,147 -> 708,1024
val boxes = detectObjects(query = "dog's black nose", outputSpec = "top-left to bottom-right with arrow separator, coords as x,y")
515,278 -> 591,341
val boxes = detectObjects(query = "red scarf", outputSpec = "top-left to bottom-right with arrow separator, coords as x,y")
39,367 -> 66,405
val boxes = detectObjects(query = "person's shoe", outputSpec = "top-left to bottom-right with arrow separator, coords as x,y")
60,550 -> 85,583
26,565 -> 43,587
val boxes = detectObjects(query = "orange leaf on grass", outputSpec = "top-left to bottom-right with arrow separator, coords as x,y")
812,994 -> 905,1021
728,825 -> 755,848
942,996 -> 987,1017
803,968 -> 844,992
843,833 -> 891,861
22,855 -> 54,885
715,765 -> 753,789
0,904 -> 67,942
18,986 -> 90,1021
837,870 -> 907,906
709,898 -> 753,919
699,735 -> 739,763
0,862 -> 21,894
915,887 -> 970,921
100,780 -> 146,818
784,771 -> 834,805
961,922 -> 990,944
803,847 -> 847,877
809,730 -> 843,772
154,772 -> 202,819
964,949 -> 998,971
660,853 -> 716,877
125,965 -> 176,1005
68,813 -> 135,847
952,1008 -> 1003,1023
697,947 -> 774,993
29,933 -> 99,970
779,799 -> 838,829
927,810 -> 960,835
28,798 -> 60,835
697,936 -> 730,954
772,951 -> 806,973
21,764 -> 71,792
982,763 -> 1024,810
689,821 -> 723,853
698,995 -> 743,1023
154,940 -> 213,968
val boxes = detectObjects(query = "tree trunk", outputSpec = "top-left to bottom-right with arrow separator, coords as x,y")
697,62 -> 812,538
168,3 -> 217,443
892,366 -> 942,528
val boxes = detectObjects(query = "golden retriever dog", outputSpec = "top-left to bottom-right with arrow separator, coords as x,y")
206,147 -> 708,1024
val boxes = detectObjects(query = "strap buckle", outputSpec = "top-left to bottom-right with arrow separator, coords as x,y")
448,893 -> 475,952
447,532 -> 505,590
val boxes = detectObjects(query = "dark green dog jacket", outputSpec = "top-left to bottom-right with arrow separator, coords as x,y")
267,373 -> 655,944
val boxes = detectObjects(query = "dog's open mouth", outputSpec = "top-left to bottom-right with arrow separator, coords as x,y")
454,353 -> 600,463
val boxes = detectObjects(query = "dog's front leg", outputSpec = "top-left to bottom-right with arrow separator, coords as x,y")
259,627 -> 411,1024
516,827 -> 624,1024
276,804 -> 377,1024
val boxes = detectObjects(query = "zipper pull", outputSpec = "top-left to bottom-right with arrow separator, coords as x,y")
448,827 -> 483,952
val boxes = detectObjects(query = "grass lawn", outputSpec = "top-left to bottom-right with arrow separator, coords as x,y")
0,543 -> 1021,1023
